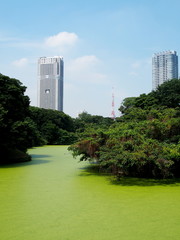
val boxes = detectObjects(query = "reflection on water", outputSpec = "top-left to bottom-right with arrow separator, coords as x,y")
0,146 -> 180,240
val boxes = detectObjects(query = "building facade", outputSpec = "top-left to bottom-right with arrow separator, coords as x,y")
152,51 -> 178,90
38,56 -> 64,111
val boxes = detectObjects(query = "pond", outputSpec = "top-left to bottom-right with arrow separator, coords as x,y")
0,146 -> 180,240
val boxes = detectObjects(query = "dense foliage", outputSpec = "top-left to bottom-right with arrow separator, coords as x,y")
0,74 -> 32,162
1,73 -> 179,175
0,73 -> 114,163
29,107 -> 77,145
73,111 -> 114,139
69,79 -> 180,179
0,74 -> 77,163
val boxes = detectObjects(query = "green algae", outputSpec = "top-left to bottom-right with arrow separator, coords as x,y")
0,146 -> 180,240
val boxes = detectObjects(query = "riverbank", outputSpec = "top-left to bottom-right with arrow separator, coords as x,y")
0,148 -> 31,164
0,145 -> 180,240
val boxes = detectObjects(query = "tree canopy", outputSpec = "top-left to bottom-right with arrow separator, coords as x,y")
0,74 -> 79,162
69,79 -> 180,179
29,106 -> 77,145
119,79 -> 180,114
0,74 -> 31,162
1,73 -> 179,172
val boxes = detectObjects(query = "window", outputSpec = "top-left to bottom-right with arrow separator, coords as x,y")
45,89 -> 50,94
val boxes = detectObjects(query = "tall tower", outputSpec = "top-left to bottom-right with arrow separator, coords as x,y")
38,56 -> 64,111
152,51 -> 178,90
111,88 -> 116,119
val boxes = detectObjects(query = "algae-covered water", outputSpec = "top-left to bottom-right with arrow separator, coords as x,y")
0,146 -> 180,240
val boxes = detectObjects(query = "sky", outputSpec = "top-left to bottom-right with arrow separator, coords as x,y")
0,0 -> 180,117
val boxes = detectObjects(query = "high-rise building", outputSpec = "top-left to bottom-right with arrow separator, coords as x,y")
38,56 -> 64,111
152,50 -> 178,90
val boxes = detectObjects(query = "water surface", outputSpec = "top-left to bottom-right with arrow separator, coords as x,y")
1,146 -> 180,240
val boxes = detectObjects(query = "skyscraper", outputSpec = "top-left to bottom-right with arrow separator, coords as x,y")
152,50 -> 178,90
38,56 -> 64,111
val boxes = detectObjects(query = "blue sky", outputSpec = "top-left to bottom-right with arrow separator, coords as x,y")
0,0 -> 180,117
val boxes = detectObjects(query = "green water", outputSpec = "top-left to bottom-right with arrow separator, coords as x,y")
1,146 -> 180,240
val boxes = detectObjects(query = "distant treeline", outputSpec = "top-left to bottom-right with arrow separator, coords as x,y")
0,73 -> 113,163
0,73 -> 180,179
68,79 -> 180,179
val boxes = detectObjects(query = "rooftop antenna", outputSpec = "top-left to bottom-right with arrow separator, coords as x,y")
111,87 -> 116,120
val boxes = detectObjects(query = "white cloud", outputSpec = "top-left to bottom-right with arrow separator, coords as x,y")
12,58 -> 28,67
69,55 -> 100,71
73,55 -> 99,65
45,32 -> 78,48
0,32 -> 79,55
66,55 -> 109,84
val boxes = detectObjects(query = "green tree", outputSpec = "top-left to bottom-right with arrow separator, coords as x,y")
29,106 -> 77,145
134,93 -> 158,109
0,74 -> 31,163
133,79 -> 180,110
152,79 -> 180,108
69,79 -> 180,179
119,97 -> 136,114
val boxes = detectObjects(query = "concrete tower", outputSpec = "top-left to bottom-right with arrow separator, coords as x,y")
152,51 -> 178,90
38,56 -> 64,111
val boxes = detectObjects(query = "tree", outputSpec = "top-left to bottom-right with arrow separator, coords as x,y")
119,97 -> 136,114
0,74 -> 31,162
133,79 -> 180,110
29,106 -> 77,145
77,111 -> 114,125
69,79 -> 180,179
134,93 -> 158,109
152,79 -> 180,108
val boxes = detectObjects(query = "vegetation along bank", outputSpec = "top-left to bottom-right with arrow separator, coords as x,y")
0,73 -> 179,179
